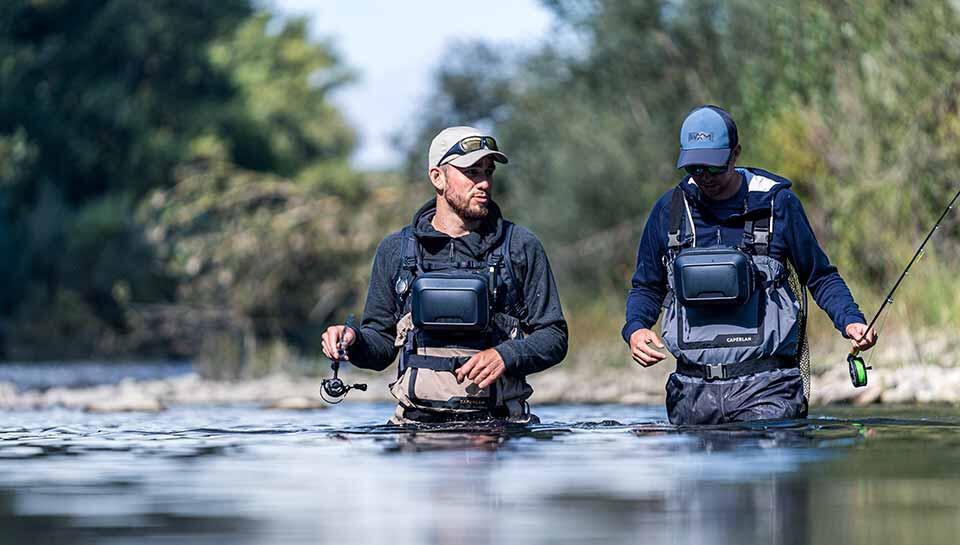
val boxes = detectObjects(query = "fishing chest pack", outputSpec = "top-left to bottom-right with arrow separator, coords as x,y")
389,220 -> 532,419
662,183 -> 802,382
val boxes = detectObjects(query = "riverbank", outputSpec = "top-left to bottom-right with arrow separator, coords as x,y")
1,359 -> 958,412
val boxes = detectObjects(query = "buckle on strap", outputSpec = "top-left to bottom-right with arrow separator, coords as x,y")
705,363 -> 725,381
667,232 -> 681,249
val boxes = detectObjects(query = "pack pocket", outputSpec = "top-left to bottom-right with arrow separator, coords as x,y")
677,287 -> 765,349
390,354 -> 495,414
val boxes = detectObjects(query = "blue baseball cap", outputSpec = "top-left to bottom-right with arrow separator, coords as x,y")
676,105 -> 739,168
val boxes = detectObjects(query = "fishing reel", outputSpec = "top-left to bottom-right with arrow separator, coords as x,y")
319,314 -> 367,404
847,351 -> 872,388
320,375 -> 367,404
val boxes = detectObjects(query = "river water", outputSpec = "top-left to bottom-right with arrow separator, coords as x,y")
2,400 -> 960,545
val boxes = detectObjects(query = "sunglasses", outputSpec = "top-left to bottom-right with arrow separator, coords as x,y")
437,136 -> 499,166
684,164 -> 728,176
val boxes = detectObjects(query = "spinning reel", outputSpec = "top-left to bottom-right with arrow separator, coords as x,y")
320,314 -> 367,404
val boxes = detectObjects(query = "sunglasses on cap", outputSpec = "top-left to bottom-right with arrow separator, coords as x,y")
684,164 -> 728,176
437,136 -> 499,166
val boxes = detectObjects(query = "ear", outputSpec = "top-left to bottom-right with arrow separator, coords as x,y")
731,144 -> 742,165
428,166 -> 445,194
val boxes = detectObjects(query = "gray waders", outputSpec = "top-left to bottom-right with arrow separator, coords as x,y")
662,184 -> 809,425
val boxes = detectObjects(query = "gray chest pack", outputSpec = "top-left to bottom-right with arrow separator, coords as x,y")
662,187 -> 805,382
388,222 -> 533,417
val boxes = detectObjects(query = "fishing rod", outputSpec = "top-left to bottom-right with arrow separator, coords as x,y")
320,314 -> 367,403
848,186 -> 960,387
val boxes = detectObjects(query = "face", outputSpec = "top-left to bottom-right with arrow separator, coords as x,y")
434,156 -> 496,220
687,145 -> 741,200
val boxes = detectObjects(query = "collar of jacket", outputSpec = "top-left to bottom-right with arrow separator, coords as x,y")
678,167 -> 794,223
410,197 -> 506,257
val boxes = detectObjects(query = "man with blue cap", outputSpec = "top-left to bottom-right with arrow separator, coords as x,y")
623,105 -> 877,425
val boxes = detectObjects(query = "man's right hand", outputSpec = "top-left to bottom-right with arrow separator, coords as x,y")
630,328 -> 667,367
321,325 -> 357,361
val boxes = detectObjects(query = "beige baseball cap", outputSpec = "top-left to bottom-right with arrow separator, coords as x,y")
427,126 -> 509,170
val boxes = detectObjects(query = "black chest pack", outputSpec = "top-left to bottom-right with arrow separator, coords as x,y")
667,187 -> 772,306
388,222 -> 533,419
394,221 -> 524,333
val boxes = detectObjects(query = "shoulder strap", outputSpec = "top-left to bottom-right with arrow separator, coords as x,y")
487,221 -> 512,268
399,225 -> 419,271
394,225 -> 418,306
742,209 -> 773,255
667,187 -> 691,250
489,221 -> 524,316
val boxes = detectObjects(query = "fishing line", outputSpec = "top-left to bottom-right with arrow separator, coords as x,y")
847,186 -> 960,387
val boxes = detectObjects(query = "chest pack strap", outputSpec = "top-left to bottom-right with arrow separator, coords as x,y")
394,225 -> 419,308
667,188 -> 688,251
669,187 -> 776,256
675,356 -> 794,381
742,211 -> 773,256
400,225 -> 419,271
491,221 -> 522,313
395,220 -> 522,315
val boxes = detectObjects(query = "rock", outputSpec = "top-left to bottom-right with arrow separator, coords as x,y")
265,396 -> 328,410
853,382 -> 884,405
84,397 -> 166,413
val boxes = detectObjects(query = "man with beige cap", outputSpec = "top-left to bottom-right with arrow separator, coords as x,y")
321,127 -> 568,424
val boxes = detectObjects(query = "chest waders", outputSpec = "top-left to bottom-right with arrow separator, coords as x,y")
662,185 -> 810,402
388,222 -> 533,423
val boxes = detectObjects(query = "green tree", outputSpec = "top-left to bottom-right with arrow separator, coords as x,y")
0,1 -> 251,357
407,0 -> 960,360
208,13 -> 359,194
0,3 -> 372,362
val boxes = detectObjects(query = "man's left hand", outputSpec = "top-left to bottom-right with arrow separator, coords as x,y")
456,349 -> 506,390
845,322 -> 878,351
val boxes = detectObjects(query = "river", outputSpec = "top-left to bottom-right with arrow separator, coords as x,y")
2,399 -> 960,544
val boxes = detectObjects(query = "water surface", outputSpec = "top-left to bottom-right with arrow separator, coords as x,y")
1,403 -> 959,544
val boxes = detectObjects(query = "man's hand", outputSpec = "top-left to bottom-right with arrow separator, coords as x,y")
630,328 -> 667,367
455,348 -> 506,390
321,325 -> 357,361
845,323 -> 878,351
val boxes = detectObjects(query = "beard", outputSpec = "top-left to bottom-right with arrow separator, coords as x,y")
444,190 -> 490,221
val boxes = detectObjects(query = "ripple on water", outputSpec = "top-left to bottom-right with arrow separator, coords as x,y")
0,405 -> 959,545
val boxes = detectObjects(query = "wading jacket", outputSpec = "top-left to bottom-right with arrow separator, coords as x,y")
348,199 -> 568,377
623,167 -> 866,347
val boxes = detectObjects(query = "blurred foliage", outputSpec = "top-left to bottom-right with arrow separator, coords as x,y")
0,1 -> 406,371
207,13 -> 358,187
3,0 -> 960,376
138,153 -> 421,374
405,0 -> 960,366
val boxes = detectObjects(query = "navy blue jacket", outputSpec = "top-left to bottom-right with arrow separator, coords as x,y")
623,167 -> 866,343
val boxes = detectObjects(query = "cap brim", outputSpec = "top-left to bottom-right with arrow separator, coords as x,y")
676,148 -> 731,168
443,149 -> 508,167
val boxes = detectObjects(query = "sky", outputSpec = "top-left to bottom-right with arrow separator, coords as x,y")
270,0 -> 555,171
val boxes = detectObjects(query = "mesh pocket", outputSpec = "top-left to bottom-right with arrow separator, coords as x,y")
786,261 -> 810,399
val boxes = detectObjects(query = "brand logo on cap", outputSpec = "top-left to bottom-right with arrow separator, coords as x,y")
689,131 -> 713,142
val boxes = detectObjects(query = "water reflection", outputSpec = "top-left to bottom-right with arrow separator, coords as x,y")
0,405 -> 959,544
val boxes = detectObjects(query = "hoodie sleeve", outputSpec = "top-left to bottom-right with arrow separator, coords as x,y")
493,228 -> 569,377
621,195 -> 670,344
346,233 -> 403,371
778,191 -> 866,334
